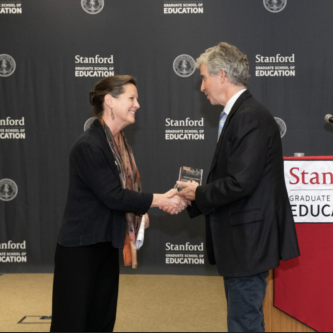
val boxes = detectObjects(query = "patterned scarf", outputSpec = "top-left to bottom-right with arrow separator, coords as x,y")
102,120 -> 143,269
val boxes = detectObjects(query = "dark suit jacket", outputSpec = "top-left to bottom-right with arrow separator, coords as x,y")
58,120 -> 153,248
188,91 -> 300,277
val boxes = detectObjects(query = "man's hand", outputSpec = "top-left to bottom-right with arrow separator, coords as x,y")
159,190 -> 189,215
175,181 -> 199,201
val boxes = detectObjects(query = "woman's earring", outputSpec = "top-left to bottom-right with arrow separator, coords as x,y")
111,109 -> 115,121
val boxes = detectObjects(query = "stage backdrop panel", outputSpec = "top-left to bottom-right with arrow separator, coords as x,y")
1,0 -> 333,275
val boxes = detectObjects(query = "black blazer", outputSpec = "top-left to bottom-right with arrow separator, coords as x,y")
58,120 -> 153,248
188,91 -> 300,277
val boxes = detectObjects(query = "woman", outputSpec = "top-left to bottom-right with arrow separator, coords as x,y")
51,75 -> 186,332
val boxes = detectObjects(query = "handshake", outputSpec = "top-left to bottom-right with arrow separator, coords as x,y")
153,181 -> 200,215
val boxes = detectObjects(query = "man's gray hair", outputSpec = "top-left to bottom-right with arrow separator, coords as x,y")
196,42 -> 251,87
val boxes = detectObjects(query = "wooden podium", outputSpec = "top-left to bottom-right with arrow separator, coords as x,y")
263,270 -> 315,332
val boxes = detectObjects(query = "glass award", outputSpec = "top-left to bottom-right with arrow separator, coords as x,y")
178,167 -> 203,191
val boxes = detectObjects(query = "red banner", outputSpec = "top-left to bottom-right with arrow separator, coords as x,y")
274,157 -> 333,332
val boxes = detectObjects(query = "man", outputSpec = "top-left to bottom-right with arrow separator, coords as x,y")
170,42 -> 300,332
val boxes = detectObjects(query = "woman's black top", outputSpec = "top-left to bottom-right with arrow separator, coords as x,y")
57,120 -> 153,248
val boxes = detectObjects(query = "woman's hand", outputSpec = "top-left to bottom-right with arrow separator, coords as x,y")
160,190 -> 189,215
144,214 -> 150,229
151,190 -> 189,215
160,195 -> 189,215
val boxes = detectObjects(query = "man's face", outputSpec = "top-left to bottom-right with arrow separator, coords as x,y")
200,63 -> 222,106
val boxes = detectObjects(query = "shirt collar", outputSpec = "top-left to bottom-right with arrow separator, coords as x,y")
223,89 -> 247,116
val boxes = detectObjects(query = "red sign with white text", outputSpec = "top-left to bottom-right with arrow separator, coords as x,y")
285,160 -> 333,222
274,157 -> 333,332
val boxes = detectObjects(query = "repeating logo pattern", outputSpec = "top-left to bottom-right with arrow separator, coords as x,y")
0,179 -> 18,202
173,55 -> 196,78
264,0 -> 287,13
0,0 -> 22,14
0,54 -> 16,77
275,117 -> 287,138
75,54 -> 114,77
255,53 -> 296,77
164,1 -> 204,15
84,117 -> 97,131
81,0 -> 104,15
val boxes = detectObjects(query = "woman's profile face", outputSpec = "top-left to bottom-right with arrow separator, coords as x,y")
112,84 -> 140,127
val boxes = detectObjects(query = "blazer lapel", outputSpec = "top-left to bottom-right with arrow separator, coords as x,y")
92,120 -> 121,178
207,90 -> 252,179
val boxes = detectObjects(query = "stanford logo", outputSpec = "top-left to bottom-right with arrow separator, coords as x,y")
173,55 -> 196,78
0,179 -> 18,202
274,117 -> 287,138
0,54 -> 16,77
289,168 -> 333,185
81,0 -> 104,15
84,117 -> 97,131
264,0 -> 287,13
285,160 -> 333,223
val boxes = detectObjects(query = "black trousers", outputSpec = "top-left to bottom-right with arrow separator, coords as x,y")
51,242 -> 120,332
224,271 -> 269,332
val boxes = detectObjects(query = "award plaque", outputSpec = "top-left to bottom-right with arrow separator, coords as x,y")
178,167 -> 203,191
